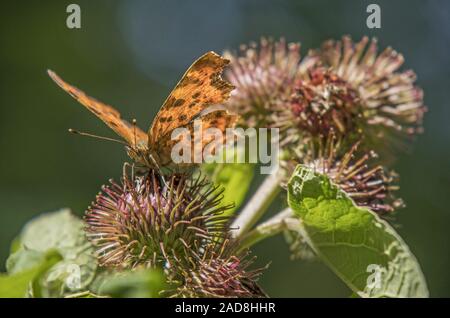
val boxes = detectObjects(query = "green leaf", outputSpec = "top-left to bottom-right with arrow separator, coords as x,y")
96,268 -> 167,298
6,248 -> 46,274
0,250 -> 62,298
287,165 -> 429,298
201,137 -> 257,217
202,162 -> 255,216
8,209 -> 97,296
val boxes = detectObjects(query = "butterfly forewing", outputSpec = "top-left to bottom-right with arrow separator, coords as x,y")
148,51 -> 235,147
48,70 -> 148,149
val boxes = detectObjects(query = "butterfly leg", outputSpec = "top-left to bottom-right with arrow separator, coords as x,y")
122,162 -> 136,181
147,153 -> 170,188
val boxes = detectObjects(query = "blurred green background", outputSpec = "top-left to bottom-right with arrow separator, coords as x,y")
1,0 -> 449,297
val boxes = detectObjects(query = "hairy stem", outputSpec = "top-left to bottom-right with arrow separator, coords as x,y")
237,208 -> 300,252
231,166 -> 283,238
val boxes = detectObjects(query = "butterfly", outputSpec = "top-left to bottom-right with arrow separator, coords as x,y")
48,51 -> 237,171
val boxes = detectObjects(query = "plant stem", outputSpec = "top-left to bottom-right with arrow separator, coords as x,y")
231,166 -> 283,239
237,208 -> 300,252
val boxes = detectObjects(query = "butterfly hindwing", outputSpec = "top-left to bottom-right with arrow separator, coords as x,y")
154,109 -> 238,167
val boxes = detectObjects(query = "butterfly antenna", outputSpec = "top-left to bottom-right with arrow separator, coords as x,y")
68,129 -> 127,146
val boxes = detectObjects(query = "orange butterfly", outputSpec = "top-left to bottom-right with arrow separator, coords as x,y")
48,51 -> 237,171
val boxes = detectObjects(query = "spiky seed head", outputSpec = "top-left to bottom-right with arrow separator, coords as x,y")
224,37 -> 318,129
226,36 -> 426,161
279,66 -> 362,137
85,170 -> 231,269
169,240 -> 267,298
306,36 -> 426,155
